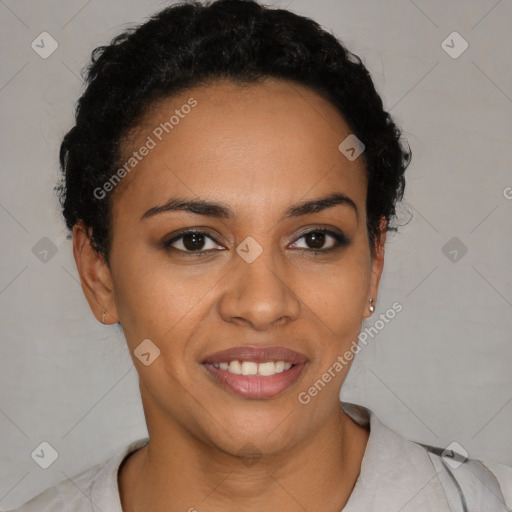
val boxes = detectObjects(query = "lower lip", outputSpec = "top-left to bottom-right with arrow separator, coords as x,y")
203,363 -> 306,399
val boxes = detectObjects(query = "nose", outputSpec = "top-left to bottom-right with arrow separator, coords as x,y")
217,246 -> 301,331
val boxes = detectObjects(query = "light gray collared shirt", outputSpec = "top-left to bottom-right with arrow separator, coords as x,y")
6,402 -> 511,511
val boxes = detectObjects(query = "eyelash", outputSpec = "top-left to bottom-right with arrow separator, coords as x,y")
162,228 -> 349,256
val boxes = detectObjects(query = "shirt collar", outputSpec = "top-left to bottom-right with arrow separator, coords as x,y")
341,401 -> 451,511
91,436 -> 149,512
90,402 -> 452,511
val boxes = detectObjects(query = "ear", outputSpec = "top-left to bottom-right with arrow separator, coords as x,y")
72,222 -> 119,325
362,216 -> 387,319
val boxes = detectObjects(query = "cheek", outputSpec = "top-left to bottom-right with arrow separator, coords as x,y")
110,250 -> 221,347
292,251 -> 371,338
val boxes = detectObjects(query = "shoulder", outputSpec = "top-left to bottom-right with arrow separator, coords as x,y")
409,441 -> 512,511
481,460 -> 512,509
342,402 -> 512,511
4,463 -> 105,512
4,438 -> 149,512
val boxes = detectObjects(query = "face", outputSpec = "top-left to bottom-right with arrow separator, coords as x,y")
75,77 -> 385,457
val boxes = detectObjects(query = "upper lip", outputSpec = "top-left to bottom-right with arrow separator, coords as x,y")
202,346 -> 308,365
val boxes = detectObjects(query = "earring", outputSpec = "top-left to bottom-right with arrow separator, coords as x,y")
102,309 -> 106,324
368,298 -> 375,314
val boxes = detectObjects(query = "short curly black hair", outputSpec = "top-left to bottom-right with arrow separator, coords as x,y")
56,0 -> 411,266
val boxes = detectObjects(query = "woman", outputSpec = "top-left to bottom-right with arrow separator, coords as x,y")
8,0 -> 511,510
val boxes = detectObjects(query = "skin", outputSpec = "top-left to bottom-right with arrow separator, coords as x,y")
73,77 -> 386,511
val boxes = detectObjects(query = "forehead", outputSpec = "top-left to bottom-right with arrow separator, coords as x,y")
112,78 -> 368,218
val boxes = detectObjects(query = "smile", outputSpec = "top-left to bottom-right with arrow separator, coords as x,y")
212,360 -> 293,376
202,346 -> 307,399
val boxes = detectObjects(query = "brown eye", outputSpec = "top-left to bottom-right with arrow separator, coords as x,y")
163,231 -> 224,253
290,229 -> 349,252
304,231 -> 327,250
181,232 -> 206,251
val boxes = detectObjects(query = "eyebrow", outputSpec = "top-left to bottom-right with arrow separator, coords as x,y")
140,192 -> 358,222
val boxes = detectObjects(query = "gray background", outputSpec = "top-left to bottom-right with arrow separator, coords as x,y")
1,0 -> 511,508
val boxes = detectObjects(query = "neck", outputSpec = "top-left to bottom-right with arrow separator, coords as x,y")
119,403 -> 369,512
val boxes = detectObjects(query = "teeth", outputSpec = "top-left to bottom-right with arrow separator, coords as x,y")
228,361 -> 242,374
258,361 -> 276,376
241,361 -> 258,375
213,360 -> 294,376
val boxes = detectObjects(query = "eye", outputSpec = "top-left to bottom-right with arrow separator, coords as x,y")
163,228 -> 349,256
290,229 -> 349,252
163,230 -> 224,254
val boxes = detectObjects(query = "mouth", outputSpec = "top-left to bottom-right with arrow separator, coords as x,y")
202,346 -> 308,399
